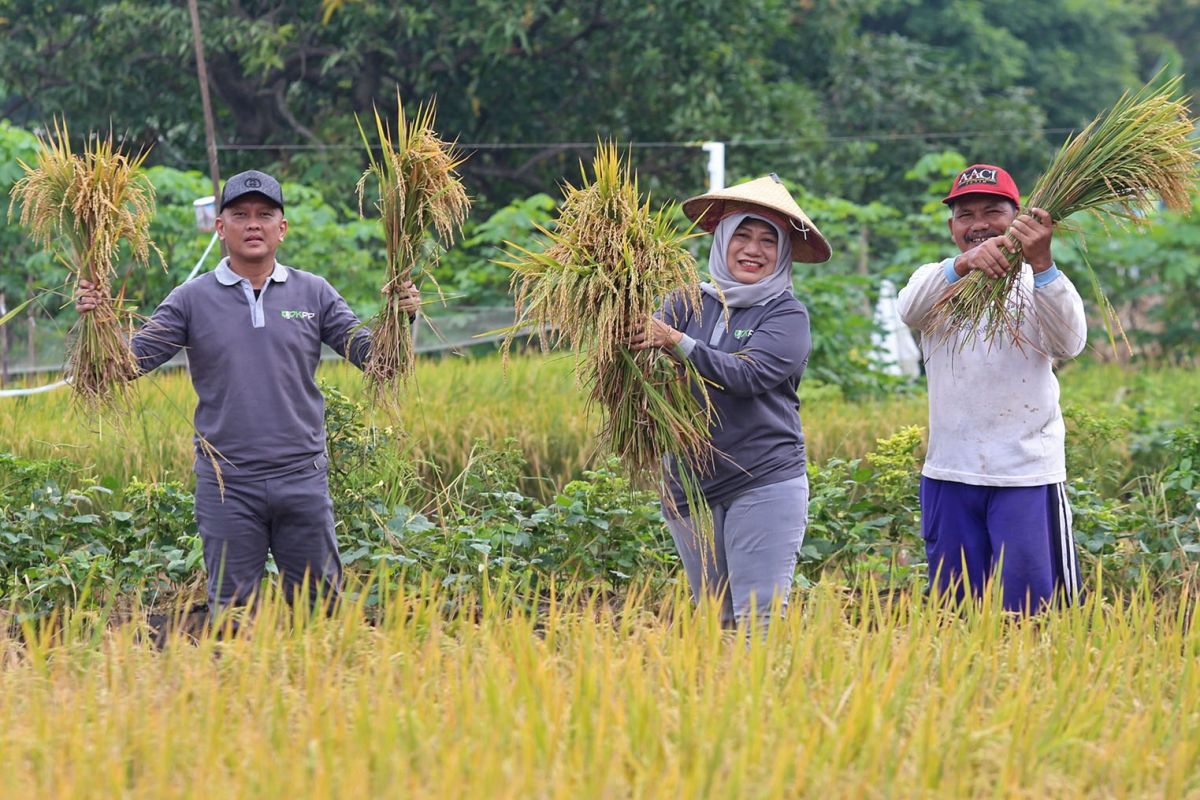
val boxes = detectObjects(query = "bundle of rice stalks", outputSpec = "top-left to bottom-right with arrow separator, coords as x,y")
500,144 -> 713,501
9,119 -> 160,410
356,95 -> 470,394
934,75 -> 1198,346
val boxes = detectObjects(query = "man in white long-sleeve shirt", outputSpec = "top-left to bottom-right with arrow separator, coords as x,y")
897,164 -> 1088,613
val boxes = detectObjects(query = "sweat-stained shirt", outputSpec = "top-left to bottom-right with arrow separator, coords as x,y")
130,258 -> 371,482
896,259 -> 1087,487
661,290 -> 811,518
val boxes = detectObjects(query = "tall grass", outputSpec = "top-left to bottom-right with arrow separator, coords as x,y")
0,355 -> 1196,495
1,576 -> 1198,797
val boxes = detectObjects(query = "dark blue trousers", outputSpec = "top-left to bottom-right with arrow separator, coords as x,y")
194,456 -> 341,609
920,477 -> 1080,613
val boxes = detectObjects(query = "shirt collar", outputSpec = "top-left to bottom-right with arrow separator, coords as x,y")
214,257 -> 289,286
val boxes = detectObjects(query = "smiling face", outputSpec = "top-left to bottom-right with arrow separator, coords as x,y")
948,195 -> 1018,253
725,218 -> 780,284
215,194 -> 287,266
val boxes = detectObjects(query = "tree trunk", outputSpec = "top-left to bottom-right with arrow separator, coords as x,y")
858,223 -> 872,315
0,290 -> 8,387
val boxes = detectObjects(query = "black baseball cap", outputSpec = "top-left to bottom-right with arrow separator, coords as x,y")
219,170 -> 285,212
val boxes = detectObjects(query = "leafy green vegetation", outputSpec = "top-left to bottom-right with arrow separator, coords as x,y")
1,357 -> 1197,613
4,0 -> 1184,209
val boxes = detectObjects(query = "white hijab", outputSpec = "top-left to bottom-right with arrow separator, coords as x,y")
699,212 -> 794,308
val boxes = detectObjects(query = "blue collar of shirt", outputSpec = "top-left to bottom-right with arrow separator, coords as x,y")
214,258 -> 289,287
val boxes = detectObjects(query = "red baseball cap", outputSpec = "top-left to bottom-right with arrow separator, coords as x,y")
942,164 -> 1020,205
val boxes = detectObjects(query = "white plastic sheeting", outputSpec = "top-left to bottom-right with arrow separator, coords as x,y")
871,279 -> 921,377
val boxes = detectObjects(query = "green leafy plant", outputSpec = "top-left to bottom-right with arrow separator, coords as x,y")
801,425 -> 924,587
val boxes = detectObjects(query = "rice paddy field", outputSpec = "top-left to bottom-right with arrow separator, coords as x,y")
2,580 -> 1199,797
2,352 -> 1194,492
0,353 -> 936,494
2,354 -> 1200,798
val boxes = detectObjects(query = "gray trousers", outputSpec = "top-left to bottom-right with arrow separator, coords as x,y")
665,474 -> 809,627
193,455 -> 341,609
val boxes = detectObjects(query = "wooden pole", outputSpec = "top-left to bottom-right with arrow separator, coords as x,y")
25,274 -> 35,373
0,291 -> 8,387
857,223 -> 870,276
187,0 -> 225,255
858,223 -> 872,315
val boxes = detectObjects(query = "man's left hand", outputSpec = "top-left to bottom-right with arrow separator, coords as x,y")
385,280 -> 421,315
1007,207 -> 1054,272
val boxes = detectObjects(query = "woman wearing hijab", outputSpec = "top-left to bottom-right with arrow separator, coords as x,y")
630,174 -> 832,627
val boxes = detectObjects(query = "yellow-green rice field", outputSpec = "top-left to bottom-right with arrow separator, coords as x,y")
1,579 -> 1197,798
1,354 -> 1194,491
2,355 -> 1199,798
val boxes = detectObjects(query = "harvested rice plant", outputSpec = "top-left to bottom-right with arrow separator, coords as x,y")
9,120 -> 161,411
934,76 -> 1199,347
502,144 -> 713,515
356,96 -> 470,395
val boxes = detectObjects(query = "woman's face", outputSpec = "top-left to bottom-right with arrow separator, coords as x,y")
725,218 -> 779,284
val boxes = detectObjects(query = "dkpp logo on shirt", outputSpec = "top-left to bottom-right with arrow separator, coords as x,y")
281,310 -> 316,320
734,328 -> 754,340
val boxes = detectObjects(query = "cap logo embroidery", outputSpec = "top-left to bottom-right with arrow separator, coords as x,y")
245,177 -> 262,188
957,167 -> 999,188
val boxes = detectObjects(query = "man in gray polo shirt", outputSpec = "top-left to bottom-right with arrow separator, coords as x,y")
77,169 -> 419,609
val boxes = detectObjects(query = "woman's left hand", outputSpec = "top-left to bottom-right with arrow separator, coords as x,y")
628,317 -> 683,351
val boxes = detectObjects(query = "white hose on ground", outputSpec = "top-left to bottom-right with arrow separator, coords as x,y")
0,378 -> 70,397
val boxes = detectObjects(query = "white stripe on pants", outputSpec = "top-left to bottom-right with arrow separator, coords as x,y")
1055,482 -> 1080,603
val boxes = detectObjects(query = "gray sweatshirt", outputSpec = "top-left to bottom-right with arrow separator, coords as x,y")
663,291 -> 811,517
131,259 -> 371,481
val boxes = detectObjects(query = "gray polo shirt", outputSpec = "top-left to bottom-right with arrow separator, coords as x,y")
661,291 -> 811,518
132,258 -> 371,482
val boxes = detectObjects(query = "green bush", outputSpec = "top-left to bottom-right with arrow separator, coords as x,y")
0,454 -> 200,612
1066,404 -> 1200,589
339,439 -> 673,595
801,425 -> 924,587
3,392 -> 1198,612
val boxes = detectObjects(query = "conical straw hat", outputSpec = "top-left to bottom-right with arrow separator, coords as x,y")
682,173 -> 832,263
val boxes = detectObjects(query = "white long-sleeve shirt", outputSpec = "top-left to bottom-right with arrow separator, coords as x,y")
896,258 -> 1087,487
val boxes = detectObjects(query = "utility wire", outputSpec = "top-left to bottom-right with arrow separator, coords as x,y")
213,127 -> 1078,152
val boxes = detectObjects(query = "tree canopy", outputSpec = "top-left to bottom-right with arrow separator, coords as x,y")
0,0 -> 1191,211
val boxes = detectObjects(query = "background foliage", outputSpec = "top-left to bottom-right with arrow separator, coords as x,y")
2,0 -> 1198,387
0,0 -> 1190,208
0,0 -> 1198,610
